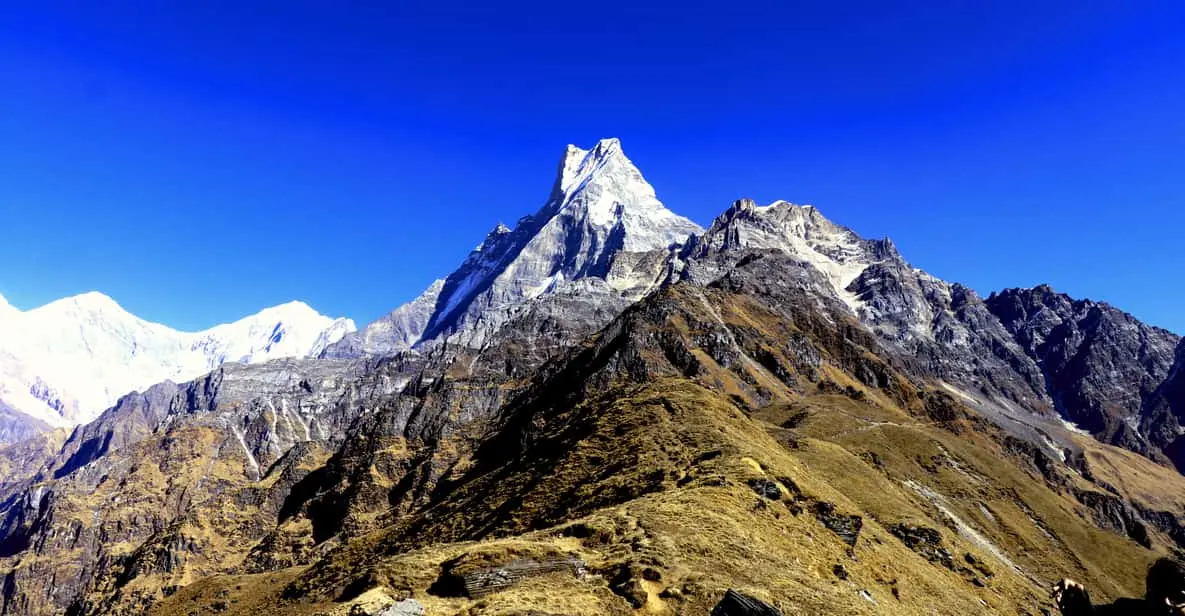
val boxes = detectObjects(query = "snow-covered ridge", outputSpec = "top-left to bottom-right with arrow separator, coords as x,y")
0,291 -> 355,428
685,198 -> 897,314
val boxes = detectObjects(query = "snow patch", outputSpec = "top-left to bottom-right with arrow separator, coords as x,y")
230,424 -> 261,479
708,201 -> 883,315
903,480 -> 1021,574
1040,434 -> 1067,462
939,381 -> 981,406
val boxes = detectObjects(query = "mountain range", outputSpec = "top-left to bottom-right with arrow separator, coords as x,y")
0,139 -> 1181,615
0,292 -> 354,437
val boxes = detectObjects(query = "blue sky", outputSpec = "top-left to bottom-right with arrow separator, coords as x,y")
1,1 -> 1183,333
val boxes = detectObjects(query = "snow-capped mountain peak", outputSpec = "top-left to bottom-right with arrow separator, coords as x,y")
419,138 -> 701,343
558,138 -> 627,195
0,293 -> 16,318
326,138 -> 703,358
545,137 -> 693,248
36,291 -> 134,321
192,300 -> 356,366
0,293 -> 355,431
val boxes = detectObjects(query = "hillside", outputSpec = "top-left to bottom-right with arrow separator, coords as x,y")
146,254 -> 1184,615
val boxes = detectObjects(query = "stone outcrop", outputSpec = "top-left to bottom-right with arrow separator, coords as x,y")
711,590 -> 783,616
433,556 -> 588,599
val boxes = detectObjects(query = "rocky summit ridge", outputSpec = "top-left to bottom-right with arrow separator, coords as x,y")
0,139 -> 1180,616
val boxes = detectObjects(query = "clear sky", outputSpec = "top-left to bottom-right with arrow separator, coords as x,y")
1,1 -> 1183,333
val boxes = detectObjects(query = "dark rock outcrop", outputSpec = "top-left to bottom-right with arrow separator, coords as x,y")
431,555 -> 586,599
888,523 -> 955,568
711,589 -> 782,616
748,478 -> 781,500
812,502 -> 863,547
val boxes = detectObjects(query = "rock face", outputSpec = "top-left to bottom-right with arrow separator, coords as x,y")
323,138 -> 701,357
0,292 -> 355,433
675,198 -> 896,312
0,402 -> 49,445
1142,340 -> 1185,471
422,138 -> 700,347
0,357 -> 393,615
986,285 -> 1181,459
433,554 -> 587,598
321,280 -> 445,359
675,199 -> 1053,424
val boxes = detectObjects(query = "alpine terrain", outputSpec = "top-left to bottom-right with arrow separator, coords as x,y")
0,292 -> 355,438
0,139 -> 1181,616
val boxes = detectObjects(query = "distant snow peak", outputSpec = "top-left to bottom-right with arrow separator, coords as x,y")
42,290 -> 125,318
0,292 -> 355,429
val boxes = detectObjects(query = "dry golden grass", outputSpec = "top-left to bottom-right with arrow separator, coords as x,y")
1075,435 -> 1185,514
125,284 -> 1185,615
150,373 -> 1170,616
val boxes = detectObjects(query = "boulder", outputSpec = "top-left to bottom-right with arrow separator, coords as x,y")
711,589 -> 782,616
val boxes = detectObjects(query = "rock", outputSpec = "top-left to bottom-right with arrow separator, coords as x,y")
711,589 -> 782,616
986,285 -> 1180,459
432,556 -> 588,599
748,478 -> 781,500
322,280 -> 445,358
1144,340 -> 1185,472
963,553 -> 994,579
888,523 -> 996,585
812,502 -> 863,546
378,599 -> 425,616
1070,488 -> 1151,548
608,566 -> 648,609
887,523 -> 954,569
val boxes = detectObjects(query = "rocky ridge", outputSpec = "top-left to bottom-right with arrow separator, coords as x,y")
1141,339 -> 1185,471
986,285 -> 1182,465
